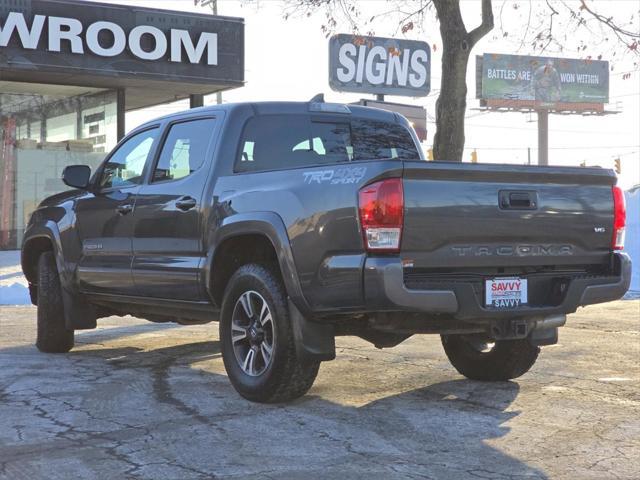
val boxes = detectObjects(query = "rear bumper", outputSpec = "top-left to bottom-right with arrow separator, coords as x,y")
363,252 -> 631,322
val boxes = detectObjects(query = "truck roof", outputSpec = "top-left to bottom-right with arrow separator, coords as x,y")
134,98 -> 403,131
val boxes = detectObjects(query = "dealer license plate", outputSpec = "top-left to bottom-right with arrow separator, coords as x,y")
485,277 -> 528,308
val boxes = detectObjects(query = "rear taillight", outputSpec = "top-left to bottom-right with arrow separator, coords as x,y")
612,185 -> 626,250
358,178 -> 404,252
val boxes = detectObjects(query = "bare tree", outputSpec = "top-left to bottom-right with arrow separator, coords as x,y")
430,0 -> 494,161
197,1 -> 639,161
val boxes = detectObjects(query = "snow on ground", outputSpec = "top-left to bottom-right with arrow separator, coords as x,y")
0,250 -> 30,305
625,188 -> 639,294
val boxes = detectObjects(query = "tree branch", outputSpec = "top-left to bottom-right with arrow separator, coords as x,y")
467,0 -> 494,47
539,0 -> 559,52
579,0 -> 640,39
393,1 -> 431,36
516,0 -> 533,52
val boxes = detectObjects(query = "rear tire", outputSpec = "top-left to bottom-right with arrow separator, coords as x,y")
36,252 -> 74,353
220,264 -> 319,403
441,334 -> 539,381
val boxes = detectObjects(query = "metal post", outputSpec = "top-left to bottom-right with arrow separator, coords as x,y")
527,147 -> 531,165
537,109 -> 549,166
212,1 -> 222,105
116,88 -> 125,142
189,94 -> 204,109
376,94 -> 385,102
40,110 -> 46,143
76,98 -> 83,140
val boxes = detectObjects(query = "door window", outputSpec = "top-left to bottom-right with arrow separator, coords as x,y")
351,119 -> 419,160
99,128 -> 158,189
237,115 -> 315,172
235,114 -> 419,173
152,118 -> 216,182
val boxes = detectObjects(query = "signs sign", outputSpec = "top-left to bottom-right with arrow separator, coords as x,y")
329,34 -> 431,97
477,53 -> 609,110
0,0 -> 244,85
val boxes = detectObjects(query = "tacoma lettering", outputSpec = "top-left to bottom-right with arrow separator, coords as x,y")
451,245 -> 574,257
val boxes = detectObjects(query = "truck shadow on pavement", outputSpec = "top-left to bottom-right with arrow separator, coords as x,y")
63,336 -> 548,479
0,326 -> 548,479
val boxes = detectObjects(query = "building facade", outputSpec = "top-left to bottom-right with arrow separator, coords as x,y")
0,0 -> 244,249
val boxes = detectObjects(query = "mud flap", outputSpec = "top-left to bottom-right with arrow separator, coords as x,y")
288,299 -> 335,362
29,284 -> 38,306
61,287 -> 97,330
530,327 -> 558,346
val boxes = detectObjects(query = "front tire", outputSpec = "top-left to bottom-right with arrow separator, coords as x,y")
220,264 -> 319,403
441,334 -> 539,381
36,252 -> 74,353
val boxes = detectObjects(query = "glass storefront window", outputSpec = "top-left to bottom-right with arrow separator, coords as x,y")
0,83 -> 117,250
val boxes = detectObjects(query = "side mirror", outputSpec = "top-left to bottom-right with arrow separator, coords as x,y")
62,165 -> 91,189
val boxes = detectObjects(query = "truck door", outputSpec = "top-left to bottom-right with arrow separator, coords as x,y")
131,116 -> 219,301
75,127 -> 159,295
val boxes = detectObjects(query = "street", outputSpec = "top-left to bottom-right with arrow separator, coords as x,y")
1,300 -> 638,479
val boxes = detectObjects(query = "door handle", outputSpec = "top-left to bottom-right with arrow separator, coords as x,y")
116,204 -> 133,215
175,196 -> 197,211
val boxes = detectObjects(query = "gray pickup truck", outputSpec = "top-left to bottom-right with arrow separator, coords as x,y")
21,96 -> 630,402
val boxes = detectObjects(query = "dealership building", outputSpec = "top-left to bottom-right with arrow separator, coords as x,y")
0,0 -> 244,249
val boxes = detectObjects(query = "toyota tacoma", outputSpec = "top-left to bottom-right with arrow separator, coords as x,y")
21,96 -> 631,402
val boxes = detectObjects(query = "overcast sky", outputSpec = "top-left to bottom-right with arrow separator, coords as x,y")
93,0 -> 640,189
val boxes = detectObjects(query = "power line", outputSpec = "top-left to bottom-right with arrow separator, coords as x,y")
461,145 -> 640,151
611,69 -> 640,77
464,123 -> 638,134
608,92 -> 640,99
424,117 -> 639,135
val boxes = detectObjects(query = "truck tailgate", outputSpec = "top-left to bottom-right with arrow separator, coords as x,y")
401,162 -> 617,269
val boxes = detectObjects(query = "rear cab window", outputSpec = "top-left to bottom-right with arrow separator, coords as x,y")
235,114 -> 419,173
152,118 -> 216,183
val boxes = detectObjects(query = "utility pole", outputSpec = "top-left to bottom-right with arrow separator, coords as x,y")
209,0 -> 222,105
193,0 -> 222,105
537,109 -> 549,166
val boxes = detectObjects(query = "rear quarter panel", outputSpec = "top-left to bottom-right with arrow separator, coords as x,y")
211,160 -> 402,311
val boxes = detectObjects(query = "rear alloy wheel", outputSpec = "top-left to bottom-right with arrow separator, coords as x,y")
231,290 -> 275,377
220,264 -> 320,403
441,333 -> 539,381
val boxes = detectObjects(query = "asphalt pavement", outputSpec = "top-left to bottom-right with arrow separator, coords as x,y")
1,300 -> 638,479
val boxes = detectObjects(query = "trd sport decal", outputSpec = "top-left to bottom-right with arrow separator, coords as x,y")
303,167 -> 366,185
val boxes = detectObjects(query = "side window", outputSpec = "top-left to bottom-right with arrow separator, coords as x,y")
309,122 -> 352,163
351,120 -> 419,161
99,128 -> 158,189
237,115 -> 311,173
152,118 -> 216,182
235,114 -> 419,173
236,115 -> 352,173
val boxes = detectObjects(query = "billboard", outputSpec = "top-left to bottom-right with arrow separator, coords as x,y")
477,53 -> 609,110
329,34 -> 430,97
